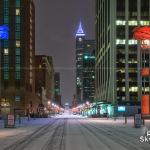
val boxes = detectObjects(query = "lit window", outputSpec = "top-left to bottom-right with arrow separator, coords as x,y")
145,87 -> 149,92
16,9 -> 20,15
30,18 -> 32,23
39,65 -> 42,69
30,72 -> 32,77
4,48 -> 9,55
16,40 -> 20,47
140,21 -> 149,26
87,44 -> 91,47
79,37 -> 83,42
122,87 -> 125,92
116,39 -> 125,45
129,87 -> 138,92
30,58 -> 32,63
30,65 -> 32,70
116,20 -> 126,25
30,79 -> 32,84
128,20 -> 137,26
128,40 -> 137,45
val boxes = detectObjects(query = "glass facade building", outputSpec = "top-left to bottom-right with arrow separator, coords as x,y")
76,23 -> 95,103
96,0 -> 150,105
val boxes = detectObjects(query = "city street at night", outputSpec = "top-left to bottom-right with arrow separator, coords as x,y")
0,113 -> 150,150
1,0 -> 150,150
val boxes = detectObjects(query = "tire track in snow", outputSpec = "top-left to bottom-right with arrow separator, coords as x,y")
4,118 -> 59,150
77,119 -> 143,150
42,118 -> 67,150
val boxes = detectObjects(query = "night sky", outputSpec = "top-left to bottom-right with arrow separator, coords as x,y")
34,0 -> 95,104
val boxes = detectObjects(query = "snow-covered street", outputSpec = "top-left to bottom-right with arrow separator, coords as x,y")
0,114 -> 150,150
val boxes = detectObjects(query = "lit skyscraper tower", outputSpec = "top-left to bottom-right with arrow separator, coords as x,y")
75,22 -> 95,104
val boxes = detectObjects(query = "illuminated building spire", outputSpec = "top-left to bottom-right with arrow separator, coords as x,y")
76,22 -> 85,37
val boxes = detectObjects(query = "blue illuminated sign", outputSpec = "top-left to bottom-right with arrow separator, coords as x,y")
76,22 -> 85,36
0,25 -> 9,39
118,106 -> 125,112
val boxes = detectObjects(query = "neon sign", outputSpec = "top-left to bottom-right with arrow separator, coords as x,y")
0,25 -> 9,39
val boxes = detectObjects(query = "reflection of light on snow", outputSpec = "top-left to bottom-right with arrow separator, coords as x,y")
53,110 -> 85,119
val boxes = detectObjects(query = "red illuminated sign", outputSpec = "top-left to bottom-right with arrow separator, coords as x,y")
141,68 -> 150,77
133,26 -> 150,49
142,95 -> 149,115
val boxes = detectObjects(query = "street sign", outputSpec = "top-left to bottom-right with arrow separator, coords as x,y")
5,114 -> 15,128
134,114 -> 142,128
118,106 -> 125,112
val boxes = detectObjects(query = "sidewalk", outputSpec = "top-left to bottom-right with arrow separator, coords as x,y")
0,117 -> 52,129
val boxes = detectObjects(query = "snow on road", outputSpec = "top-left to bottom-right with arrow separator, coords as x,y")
0,114 -> 150,150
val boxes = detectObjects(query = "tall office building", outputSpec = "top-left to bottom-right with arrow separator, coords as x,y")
76,22 -> 95,103
54,72 -> 61,106
35,55 -> 55,108
0,0 -> 35,115
96,0 -> 150,105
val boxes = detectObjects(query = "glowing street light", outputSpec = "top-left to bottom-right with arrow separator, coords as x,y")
47,101 -> 51,105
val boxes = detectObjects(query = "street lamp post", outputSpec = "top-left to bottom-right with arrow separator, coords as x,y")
133,26 -> 150,120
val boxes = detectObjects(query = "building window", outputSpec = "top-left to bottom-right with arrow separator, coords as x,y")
116,39 -> 125,45
16,72 -> 20,79
3,40 -> 8,47
16,40 -> 20,47
16,48 -> 20,55
3,16 -> 9,24
15,96 -> 21,102
3,8 -> 9,15
16,16 -> 20,23
116,20 -> 126,25
16,9 -> 20,15
16,32 -> 20,39
15,24 -> 20,31
16,56 -> 20,63
4,48 -> 9,55
128,40 -> 137,45
16,0 -> 20,7
140,21 -> 149,26
3,0 -> 9,7
4,72 -> 9,80
129,87 -> 138,92
128,20 -> 137,26
16,64 -> 20,71
30,79 -> 32,84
